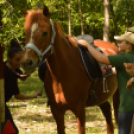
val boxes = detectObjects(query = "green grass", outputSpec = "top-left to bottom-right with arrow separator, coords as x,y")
7,69 -> 118,134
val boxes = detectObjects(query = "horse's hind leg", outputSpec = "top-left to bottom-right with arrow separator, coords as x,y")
99,101 -> 114,134
50,105 -> 65,134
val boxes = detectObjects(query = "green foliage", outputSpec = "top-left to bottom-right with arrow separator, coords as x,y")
1,0 -> 134,50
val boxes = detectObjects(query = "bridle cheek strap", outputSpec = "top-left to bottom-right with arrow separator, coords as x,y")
25,19 -> 56,66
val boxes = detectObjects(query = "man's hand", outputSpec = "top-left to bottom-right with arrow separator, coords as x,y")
126,77 -> 133,90
124,63 -> 134,76
101,65 -> 112,76
78,40 -> 89,48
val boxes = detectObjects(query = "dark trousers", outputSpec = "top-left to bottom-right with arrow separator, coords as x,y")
118,111 -> 134,134
130,114 -> 134,134
5,104 -> 19,134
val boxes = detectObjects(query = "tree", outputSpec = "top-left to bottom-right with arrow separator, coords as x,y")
68,0 -> 71,35
103,0 -> 109,41
109,0 -> 119,36
1,0 -> 134,48
78,0 -> 84,35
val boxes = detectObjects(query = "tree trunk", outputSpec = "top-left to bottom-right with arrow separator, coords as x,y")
78,0 -> 84,35
0,6 -> 2,35
103,0 -> 109,41
68,0 -> 71,36
109,1 -> 119,35
125,0 -> 128,32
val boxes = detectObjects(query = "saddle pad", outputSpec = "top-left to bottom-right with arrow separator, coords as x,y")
78,44 -> 102,81
76,34 -> 94,46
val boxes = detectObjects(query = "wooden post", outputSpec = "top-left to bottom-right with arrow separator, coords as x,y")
0,43 -> 5,133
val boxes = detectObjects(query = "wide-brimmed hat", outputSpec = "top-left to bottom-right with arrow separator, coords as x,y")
114,32 -> 134,45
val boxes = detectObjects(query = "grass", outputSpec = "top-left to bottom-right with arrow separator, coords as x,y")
7,69 -> 118,134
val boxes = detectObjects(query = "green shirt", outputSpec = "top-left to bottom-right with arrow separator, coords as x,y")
108,51 -> 134,112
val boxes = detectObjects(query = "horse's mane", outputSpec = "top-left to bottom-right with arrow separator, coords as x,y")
54,22 -> 66,37
24,10 -> 43,30
24,9 -> 66,37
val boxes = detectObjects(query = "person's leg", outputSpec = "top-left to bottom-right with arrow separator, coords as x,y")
5,104 -> 19,133
118,111 -> 134,134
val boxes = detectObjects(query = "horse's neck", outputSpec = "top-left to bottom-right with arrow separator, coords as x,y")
52,35 -> 76,60
47,34 -> 80,75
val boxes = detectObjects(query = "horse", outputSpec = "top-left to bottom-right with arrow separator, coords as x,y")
21,5 -> 119,134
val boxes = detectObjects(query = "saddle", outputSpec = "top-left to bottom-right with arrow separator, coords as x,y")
76,35 -> 113,81
78,44 -> 102,81
76,35 -> 113,104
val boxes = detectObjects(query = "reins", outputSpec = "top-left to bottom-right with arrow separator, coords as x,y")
25,19 -> 56,66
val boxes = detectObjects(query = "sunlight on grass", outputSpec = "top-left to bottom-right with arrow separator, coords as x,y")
7,70 -> 118,134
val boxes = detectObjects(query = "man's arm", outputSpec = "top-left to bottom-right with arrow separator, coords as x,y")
78,40 -> 110,65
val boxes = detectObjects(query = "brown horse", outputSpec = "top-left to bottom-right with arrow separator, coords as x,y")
21,5 -> 119,134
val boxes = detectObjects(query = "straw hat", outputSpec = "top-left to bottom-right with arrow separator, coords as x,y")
114,32 -> 134,45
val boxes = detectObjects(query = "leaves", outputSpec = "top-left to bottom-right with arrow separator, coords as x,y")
0,0 -> 6,4
1,0 -> 134,49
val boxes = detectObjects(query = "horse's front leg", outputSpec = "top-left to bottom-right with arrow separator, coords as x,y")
99,101 -> 114,134
74,103 -> 86,134
50,104 -> 65,134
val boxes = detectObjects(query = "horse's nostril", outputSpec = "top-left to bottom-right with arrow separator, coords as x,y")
28,60 -> 33,66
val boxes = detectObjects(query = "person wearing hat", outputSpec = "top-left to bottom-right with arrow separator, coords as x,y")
79,32 -> 134,134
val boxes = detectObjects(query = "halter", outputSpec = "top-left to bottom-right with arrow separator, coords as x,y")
25,19 -> 56,66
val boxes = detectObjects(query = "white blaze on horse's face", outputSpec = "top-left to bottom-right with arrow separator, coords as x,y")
29,23 -> 38,44
21,23 -> 40,73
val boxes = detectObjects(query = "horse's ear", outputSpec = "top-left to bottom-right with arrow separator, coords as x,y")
24,10 -> 34,17
24,10 -> 28,17
43,5 -> 50,18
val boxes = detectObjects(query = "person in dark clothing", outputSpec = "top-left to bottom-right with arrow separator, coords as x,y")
4,39 -> 42,133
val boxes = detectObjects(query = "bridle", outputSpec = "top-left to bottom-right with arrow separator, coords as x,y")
25,19 -> 56,66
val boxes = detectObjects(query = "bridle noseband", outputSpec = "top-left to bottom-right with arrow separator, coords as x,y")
25,19 -> 56,66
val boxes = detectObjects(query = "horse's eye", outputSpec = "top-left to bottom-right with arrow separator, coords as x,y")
42,32 -> 48,36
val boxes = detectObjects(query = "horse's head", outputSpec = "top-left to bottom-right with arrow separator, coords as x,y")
21,5 -> 56,73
